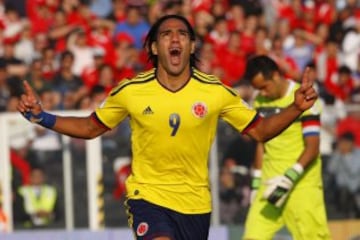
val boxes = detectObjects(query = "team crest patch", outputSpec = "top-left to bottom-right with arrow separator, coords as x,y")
136,222 -> 149,236
192,102 -> 208,118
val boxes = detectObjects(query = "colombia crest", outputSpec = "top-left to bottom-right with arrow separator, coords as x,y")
136,222 -> 149,236
192,102 -> 208,118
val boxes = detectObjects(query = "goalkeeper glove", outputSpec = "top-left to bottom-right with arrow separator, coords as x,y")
263,163 -> 304,208
250,169 -> 262,204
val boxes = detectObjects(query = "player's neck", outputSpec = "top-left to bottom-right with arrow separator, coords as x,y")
156,66 -> 191,91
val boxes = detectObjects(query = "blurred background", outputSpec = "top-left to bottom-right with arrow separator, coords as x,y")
0,0 -> 360,239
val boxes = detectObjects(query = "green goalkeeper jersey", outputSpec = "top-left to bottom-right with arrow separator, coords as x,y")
254,80 -> 323,188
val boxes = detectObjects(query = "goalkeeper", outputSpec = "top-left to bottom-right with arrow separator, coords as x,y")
243,56 -> 331,240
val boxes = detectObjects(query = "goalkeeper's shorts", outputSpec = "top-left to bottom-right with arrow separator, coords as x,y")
243,186 -> 331,240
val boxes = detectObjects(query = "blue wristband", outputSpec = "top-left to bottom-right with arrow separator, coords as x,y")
23,111 -> 56,129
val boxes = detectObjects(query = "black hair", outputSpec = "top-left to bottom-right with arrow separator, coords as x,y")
339,132 -> 355,142
244,55 -> 280,82
338,65 -> 351,75
60,50 -> 74,61
143,14 -> 198,68
306,61 -> 316,69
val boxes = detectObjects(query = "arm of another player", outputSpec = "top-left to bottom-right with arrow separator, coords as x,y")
17,81 -> 107,139
247,68 -> 318,142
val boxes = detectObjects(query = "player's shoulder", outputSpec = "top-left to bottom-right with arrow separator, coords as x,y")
110,69 -> 156,96
193,68 -> 222,83
192,68 -> 238,96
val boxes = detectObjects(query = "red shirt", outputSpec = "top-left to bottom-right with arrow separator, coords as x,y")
337,116 -> 360,147
219,48 -> 246,86
10,149 -> 31,185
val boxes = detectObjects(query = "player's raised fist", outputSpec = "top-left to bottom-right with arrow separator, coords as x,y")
17,81 -> 42,115
293,67 -> 318,111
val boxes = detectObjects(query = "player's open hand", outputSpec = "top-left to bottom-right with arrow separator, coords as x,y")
17,81 -> 43,116
294,68 -> 318,111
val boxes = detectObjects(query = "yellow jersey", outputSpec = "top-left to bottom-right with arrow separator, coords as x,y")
94,68 -> 260,214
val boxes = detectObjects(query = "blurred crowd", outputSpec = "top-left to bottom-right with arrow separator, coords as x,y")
1,0 -> 360,227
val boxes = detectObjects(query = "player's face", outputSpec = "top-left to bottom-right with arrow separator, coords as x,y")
251,72 -> 282,100
152,18 -> 195,76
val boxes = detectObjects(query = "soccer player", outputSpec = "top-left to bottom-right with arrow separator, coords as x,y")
17,15 -> 318,240
243,55 -> 331,240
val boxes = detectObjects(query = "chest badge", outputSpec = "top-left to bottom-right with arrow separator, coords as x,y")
192,102 -> 208,118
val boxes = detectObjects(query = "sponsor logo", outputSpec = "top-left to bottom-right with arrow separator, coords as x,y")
142,106 -> 154,115
192,102 -> 207,118
30,116 -> 43,123
136,222 -> 149,236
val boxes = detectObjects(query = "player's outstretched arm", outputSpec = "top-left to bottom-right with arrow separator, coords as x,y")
248,68 -> 317,142
17,81 -> 107,139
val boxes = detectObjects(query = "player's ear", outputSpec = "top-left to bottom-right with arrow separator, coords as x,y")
151,42 -> 158,55
190,41 -> 195,54
272,71 -> 281,82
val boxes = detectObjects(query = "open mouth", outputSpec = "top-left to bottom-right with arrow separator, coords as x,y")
169,47 -> 181,65
169,48 -> 181,56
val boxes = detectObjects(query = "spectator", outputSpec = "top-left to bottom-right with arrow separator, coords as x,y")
285,28 -> 314,72
268,35 -> 301,81
341,17 -> 360,72
253,26 -> 271,56
65,1 -> 96,35
327,132 -> 360,218
106,0 -> 127,23
32,32 -> 49,59
87,18 -> 115,58
226,4 -> 245,33
81,48 -> 106,91
26,0 -> 55,35
52,50 -> 88,109
336,111 -> 360,148
90,0 -> 112,18
25,58 -> 53,93
14,167 -> 60,229
48,10 -> 79,54
206,16 -> 230,55
111,34 -> 141,79
192,10 -> 214,42
316,37 -> 344,84
219,31 -> 246,86
325,65 -> 355,103
78,84 -> 107,110
197,41 -> 218,74
298,23 -> 330,63
40,47 -> 58,82
210,0 -> 228,19
274,19 -> 295,51
1,38 -> 28,77
97,63 -> 116,93
13,21 -> 35,65
66,29 -> 95,77
239,14 -> 258,57
113,5 -> 150,50
2,6 -> 24,42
